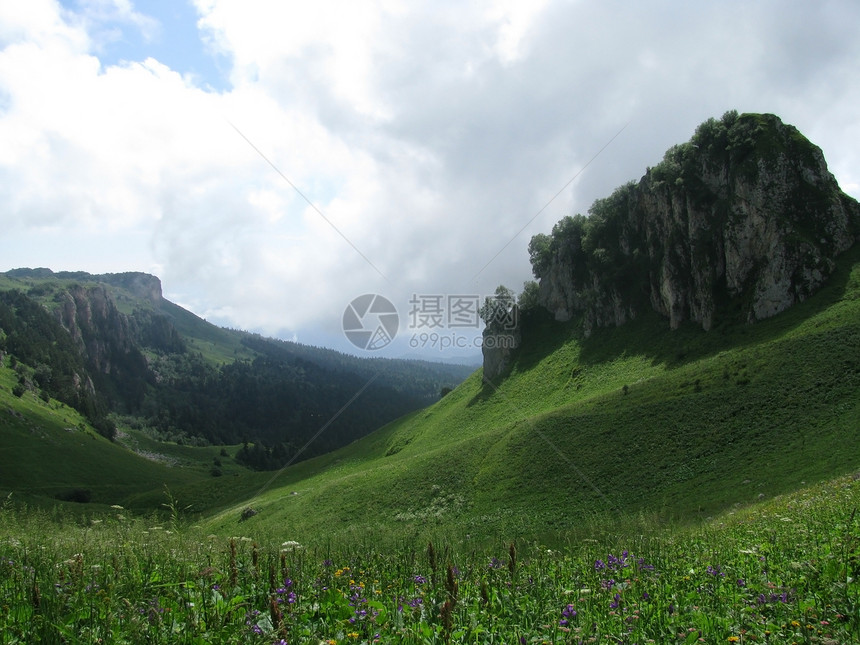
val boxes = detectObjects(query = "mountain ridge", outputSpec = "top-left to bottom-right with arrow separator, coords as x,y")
0,269 -> 471,466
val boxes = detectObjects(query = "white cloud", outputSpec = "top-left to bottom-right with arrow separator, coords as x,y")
1,0 -> 859,352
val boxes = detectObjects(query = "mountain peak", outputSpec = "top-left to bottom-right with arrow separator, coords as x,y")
529,111 -> 860,335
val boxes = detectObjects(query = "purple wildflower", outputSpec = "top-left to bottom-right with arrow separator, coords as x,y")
637,557 -> 655,571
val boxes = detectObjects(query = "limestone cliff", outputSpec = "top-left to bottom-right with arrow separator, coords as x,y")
53,277 -> 183,377
530,112 -> 860,334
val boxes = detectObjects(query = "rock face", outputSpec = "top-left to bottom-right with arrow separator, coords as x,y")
53,278 -> 183,377
55,284 -> 136,376
481,313 -> 521,382
531,112 -> 860,334
100,272 -> 163,303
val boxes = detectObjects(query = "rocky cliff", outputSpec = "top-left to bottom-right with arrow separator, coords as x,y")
3,269 -> 183,411
530,112 -> 860,335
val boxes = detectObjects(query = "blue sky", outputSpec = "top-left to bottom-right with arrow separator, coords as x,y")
1,0 -> 859,358
58,0 -> 230,90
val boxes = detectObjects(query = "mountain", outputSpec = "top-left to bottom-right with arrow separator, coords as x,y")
529,111 -> 860,336
200,113 -> 859,541
0,270 -> 472,470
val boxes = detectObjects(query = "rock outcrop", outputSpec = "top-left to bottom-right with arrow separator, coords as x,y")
55,284 -> 136,376
100,272 -> 163,303
480,286 -> 522,381
53,279 -> 183,378
531,112 -> 860,334
481,310 -> 521,382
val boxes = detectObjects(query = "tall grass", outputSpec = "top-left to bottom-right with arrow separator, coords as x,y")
2,475 -> 857,643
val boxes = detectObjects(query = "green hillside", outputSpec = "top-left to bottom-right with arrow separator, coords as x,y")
0,364 -> 280,518
0,363 -> 186,506
205,244 -> 860,543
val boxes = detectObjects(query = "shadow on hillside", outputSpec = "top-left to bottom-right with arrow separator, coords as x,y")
509,244 -> 859,383
466,308 -> 574,407
587,244 -> 858,369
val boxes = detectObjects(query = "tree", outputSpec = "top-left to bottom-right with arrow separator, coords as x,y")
518,281 -> 541,312
480,286 -> 517,333
527,233 -> 552,278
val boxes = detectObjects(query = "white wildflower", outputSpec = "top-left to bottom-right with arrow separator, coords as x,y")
281,540 -> 303,552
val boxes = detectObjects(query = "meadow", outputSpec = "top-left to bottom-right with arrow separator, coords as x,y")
1,473 -> 857,644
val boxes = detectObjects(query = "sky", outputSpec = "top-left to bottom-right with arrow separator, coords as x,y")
1,0 -> 858,359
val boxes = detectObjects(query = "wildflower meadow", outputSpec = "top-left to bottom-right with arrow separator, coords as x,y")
1,474 -> 858,644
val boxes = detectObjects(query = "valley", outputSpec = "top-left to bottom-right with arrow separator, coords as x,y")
1,112 -> 858,642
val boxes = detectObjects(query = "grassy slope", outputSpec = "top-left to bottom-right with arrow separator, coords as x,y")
205,245 -> 860,543
0,363 -> 195,507
0,362 -> 268,513
2,470 -> 857,642
157,299 -> 256,364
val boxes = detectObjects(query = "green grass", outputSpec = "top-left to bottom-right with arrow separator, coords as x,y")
1,472 -> 857,643
0,362 -> 271,515
157,299 -> 256,364
0,366 -> 194,507
200,245 -> 860,543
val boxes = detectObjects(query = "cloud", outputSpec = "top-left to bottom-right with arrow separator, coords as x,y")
1,0 -> 859,355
